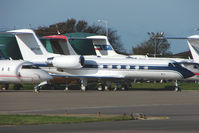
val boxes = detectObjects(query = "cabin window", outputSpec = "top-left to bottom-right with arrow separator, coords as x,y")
139,66 -> 145,69
130,66 -> 135,69
112,65 -> 117,69
121,65 -> 126,69
7,67 -> 10,71
2,67 -> 4,71
103,65 -> 108,68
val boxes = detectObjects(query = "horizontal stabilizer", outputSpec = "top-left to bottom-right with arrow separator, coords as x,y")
157,36 -> 199,40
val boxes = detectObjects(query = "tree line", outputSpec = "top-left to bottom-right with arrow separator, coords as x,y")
35,18 -> 174,56
34,18 -> 125,53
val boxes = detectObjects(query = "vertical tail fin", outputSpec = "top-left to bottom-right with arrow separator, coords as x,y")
86,35 -> 120,56
187,35 -> 199,63
42,35 -> 77,55
7,29 -> 56,62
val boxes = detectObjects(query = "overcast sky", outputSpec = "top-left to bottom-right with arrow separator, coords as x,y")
0,0 -> 199,54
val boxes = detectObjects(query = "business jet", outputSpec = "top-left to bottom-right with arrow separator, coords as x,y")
6,29 -> 194,92
0,60 -> 52,92
42,34 -> 199,91
76,35 -> 199,82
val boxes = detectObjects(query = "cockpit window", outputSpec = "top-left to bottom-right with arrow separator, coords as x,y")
194,64 -> 199,69
22,65 -> 39,69
169,63 -> 174,67
173,63 -> 181,68
169,63 -> 181,68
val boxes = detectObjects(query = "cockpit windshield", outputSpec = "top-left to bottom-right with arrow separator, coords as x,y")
194,64 -> 199,69
22,65 -> 39,69
169,63 -> 181,68
173,63 -> 181,68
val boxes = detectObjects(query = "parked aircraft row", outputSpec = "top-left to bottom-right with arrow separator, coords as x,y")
43,32 -> 199,90
4,29 -> 199,92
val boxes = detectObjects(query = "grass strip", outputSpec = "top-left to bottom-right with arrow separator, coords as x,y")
0,114 -> 134,126
131,82 -> 199,90
7,82 -> 199,90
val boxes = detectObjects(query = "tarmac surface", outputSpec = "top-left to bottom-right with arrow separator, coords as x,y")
0,90 -> 199,133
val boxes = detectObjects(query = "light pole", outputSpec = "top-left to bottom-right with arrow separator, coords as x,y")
97,19 -> 108,37
154,37 -> 157,57
195,28 -> 199,32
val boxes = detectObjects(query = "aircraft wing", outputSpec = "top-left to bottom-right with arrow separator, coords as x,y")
50,74 -> 124,80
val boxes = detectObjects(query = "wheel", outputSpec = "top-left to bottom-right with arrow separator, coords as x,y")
34,86 -> 40,93
13,84 -> 22,90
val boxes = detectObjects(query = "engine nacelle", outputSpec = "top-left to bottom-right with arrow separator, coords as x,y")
47,55 -> 84,69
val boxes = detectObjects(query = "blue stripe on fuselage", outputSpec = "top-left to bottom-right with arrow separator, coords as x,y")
34,63 -> 48,67
83,65 -> 194,78
34,62 -> 194,79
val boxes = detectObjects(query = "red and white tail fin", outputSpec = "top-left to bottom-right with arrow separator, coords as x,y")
42,35 -> 77,55
86,35 -> 120,56
86,35 -> 147,59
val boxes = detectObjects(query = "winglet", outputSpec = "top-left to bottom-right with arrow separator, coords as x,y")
187,35 -> 199,63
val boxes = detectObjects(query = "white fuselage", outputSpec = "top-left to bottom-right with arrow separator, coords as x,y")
84,36 -> 199,81
0,60 -> 52,84
42,56 -> 193,81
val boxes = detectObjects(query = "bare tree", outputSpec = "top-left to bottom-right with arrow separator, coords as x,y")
132,32 -> 172,57
76,20 -> 88,32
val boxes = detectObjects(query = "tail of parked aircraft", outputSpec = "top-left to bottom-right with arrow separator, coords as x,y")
7,29 -> 59,62
86,35 -> 148,59
86,36 -> 120,56
187,35 -> 199,63
157,35 -> 199,63
42,35 -> 77,55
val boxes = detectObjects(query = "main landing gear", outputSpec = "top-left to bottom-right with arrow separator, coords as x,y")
174,80 -> 181,92
34,81 -> 48,93
81,79 -> 87,91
